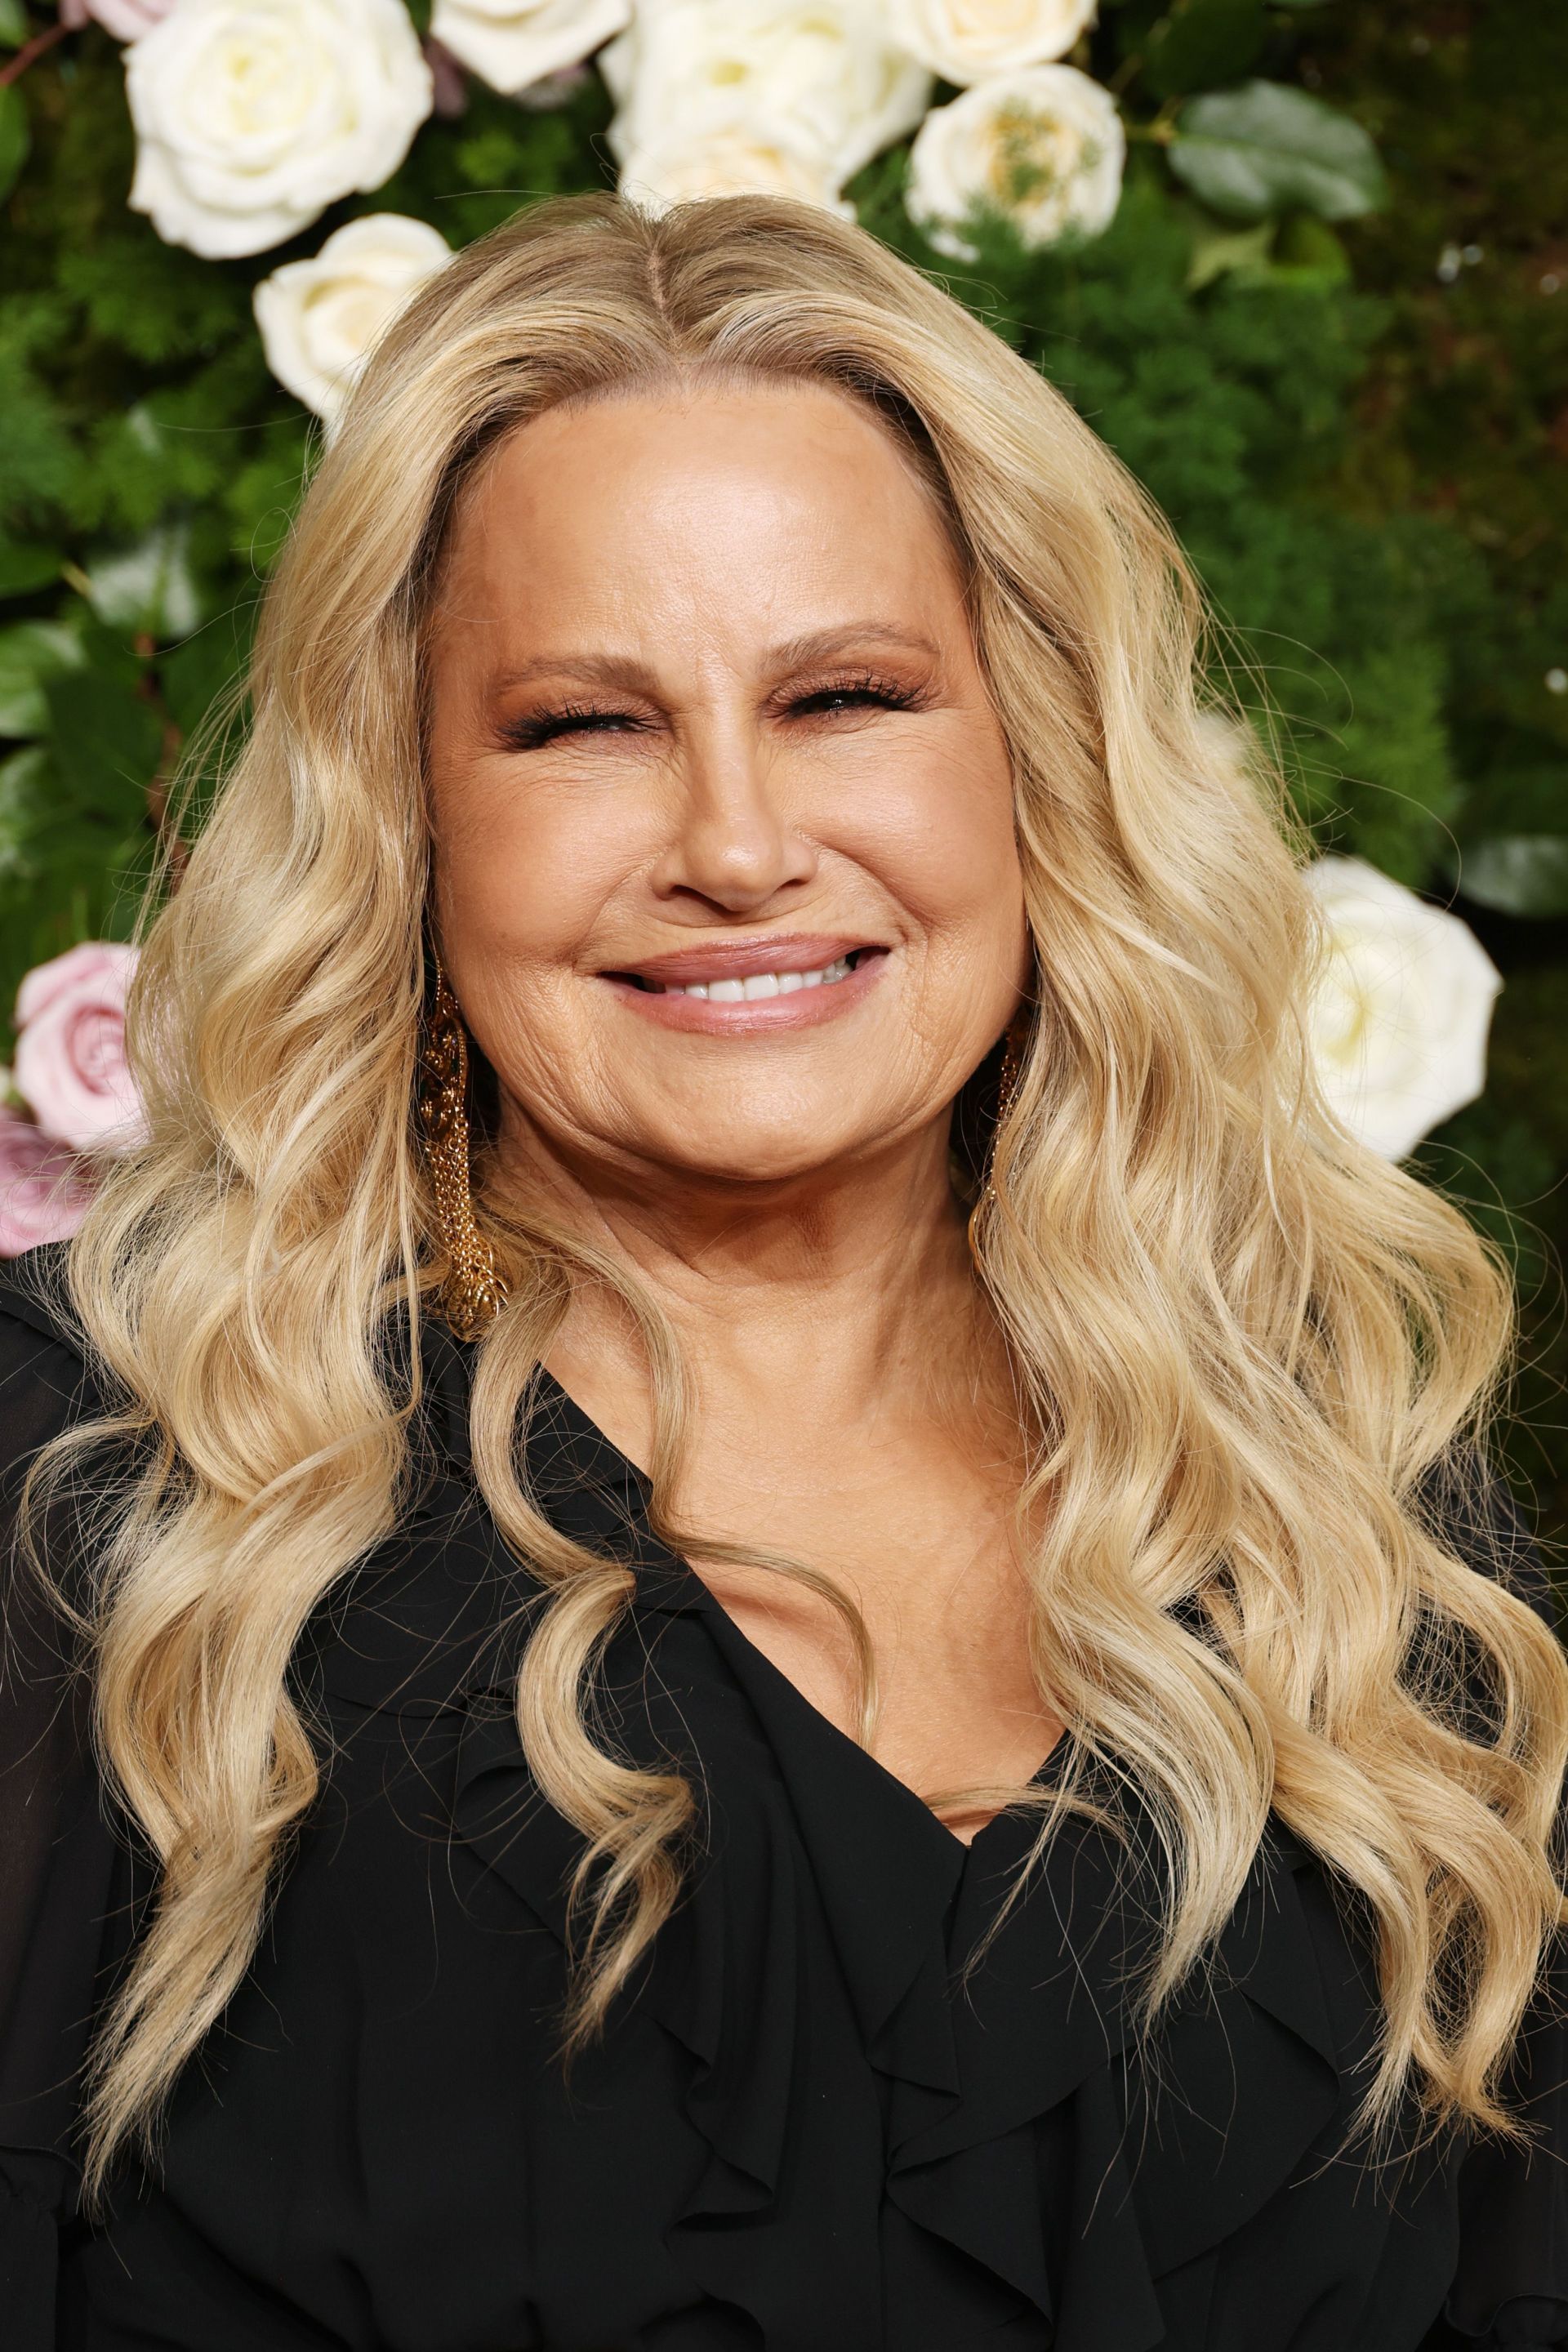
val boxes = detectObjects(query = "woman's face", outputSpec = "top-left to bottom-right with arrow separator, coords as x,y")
425,379 -> 1029,1193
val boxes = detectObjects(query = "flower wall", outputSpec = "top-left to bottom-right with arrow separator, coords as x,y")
1,1 -> 1565,1524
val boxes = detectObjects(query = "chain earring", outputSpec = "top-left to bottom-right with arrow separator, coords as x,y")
417,959 -> 508,1341
968,1005 -> 1031,1257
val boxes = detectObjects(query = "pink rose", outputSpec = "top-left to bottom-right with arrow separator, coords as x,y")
0,1107 -> 96,1258
59,0 -> 176,38
425,36 -> 470,118
13,942 -> 148,1155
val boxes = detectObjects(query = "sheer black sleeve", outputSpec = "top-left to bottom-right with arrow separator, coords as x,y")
1423,1449 -> 1568,2349
0,1249 -> 129,2347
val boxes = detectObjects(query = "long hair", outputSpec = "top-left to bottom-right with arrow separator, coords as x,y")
24,193 -> 1566,2194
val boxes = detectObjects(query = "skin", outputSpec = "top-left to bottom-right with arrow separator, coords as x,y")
426,379 -> 1062,1842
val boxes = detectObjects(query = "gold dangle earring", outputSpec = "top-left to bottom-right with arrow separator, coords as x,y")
417,958 -> 509,1341
968,1004 -> 1031,1257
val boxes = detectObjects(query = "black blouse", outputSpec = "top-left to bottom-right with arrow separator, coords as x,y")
2,1253 -> 1566,2352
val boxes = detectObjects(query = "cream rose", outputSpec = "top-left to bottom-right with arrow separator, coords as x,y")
125,0 -> 434,261
12,942 -> 148,1157
604,0 -> 931,194
620,119 -> 855,217
1303,858 -> 1502,1162
428,0 -> 629,97
254,213 -> 452,430
906,63 -> 1124,261
882,0 -> 1098,86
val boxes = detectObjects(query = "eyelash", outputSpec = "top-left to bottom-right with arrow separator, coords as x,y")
500,701 -> 636,753
499,671 -> 924,752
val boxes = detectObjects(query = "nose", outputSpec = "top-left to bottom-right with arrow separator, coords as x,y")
648,723 -> 818,915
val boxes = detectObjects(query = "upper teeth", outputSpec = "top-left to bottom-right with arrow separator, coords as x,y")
655,954 -> 857,1000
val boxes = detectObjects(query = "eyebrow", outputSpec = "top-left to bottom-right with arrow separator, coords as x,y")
483,622 -> 942,700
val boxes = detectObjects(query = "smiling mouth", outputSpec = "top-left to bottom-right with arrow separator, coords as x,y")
607,946 -> 888,1000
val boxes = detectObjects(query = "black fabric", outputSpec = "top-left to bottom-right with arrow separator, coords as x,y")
1,1247 -> 1566,2352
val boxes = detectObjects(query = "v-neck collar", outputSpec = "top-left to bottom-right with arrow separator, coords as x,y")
421,1307 -> 1063,1859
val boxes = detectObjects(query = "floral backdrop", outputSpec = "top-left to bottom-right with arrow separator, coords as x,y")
1,0 -> 1565,1530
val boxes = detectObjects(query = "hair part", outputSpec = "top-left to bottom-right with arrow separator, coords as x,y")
22,191 -> 1566,2195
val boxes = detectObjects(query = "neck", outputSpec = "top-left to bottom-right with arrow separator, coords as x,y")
488,1113 -> 1009,1475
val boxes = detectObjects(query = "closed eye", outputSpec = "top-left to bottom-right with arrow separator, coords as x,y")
782,675 -> 928,720
497,673 -> 927,752
498,702 -> 649,752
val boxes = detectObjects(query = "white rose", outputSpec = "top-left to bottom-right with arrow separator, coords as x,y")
125,0 -> 434,261
1303,857 -> 1502,1162
253,213 -> 452,430
429,0 -> 630,97
882,0 -> 1098,86
620,118 -> 855,218
906,63 -> 1123,261
605,0 -> 931,192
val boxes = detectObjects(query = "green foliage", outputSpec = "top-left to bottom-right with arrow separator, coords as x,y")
0,82 -> 28,203
1169,81 -> 1387,220
1142,0 -> 1267,101
1456,840 -> 1568,921
0,619 -> 83,736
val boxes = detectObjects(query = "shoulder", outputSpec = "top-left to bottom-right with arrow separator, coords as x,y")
0,1240 -> 84,1360
0,1244 -> 106,1494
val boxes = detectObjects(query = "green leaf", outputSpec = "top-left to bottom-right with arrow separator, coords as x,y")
0,0 -> 29,47
1187,216 -> 1276,290
1457,836 -> 1568,919
56,235 -> 251,366
76,616 -> 145,690
0,81 -> 28,205
1169,82 -> 1388,220
0,619 -> 86,738
43,667 -> 163,805
1143,0 -> 1266,101
83,520 -> 203,641
0,745 -> 48,880
1271,212 -> 1351,284
159,604 -> 255,737
0,533 -> 62,599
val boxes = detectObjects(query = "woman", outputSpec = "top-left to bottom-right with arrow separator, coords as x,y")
2,192 -> 1564,2351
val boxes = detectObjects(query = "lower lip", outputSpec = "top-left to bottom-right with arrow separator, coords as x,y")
599,951 -> 890,1034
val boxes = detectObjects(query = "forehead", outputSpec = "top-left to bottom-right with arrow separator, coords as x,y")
434,378 -> 966,640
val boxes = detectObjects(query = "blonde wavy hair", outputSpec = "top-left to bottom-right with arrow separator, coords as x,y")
25,193 -> 1566,2195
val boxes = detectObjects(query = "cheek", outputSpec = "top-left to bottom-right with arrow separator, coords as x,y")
846,731 -> 1025,968
428,777 -> 642,1122
433,771 -> 630,986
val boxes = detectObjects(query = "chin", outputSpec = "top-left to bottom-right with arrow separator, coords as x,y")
643,1126 -> 861,1188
